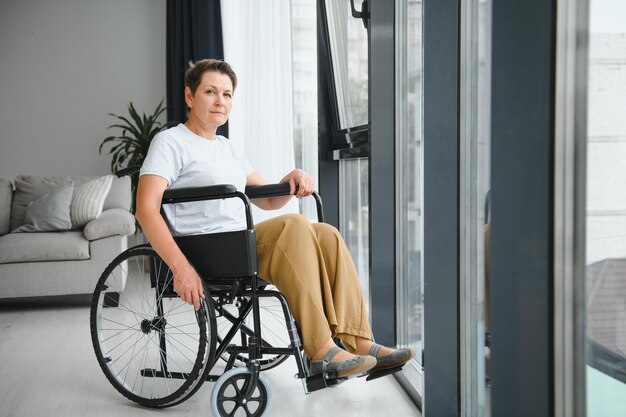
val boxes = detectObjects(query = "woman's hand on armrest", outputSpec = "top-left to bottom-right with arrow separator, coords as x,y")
246,169 -> 315,211
135,175 -> 204,310
280,169 -> 315,198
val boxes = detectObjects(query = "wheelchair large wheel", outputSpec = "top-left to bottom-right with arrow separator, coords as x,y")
215,287 -> 290,371
211,367 -> 271,417
90,246 -> 216,407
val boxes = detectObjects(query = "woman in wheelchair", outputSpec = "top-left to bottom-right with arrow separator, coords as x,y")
135,59 -> 415,382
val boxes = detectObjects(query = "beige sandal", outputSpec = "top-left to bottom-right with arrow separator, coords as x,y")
309,346 -> 377,378
367,343 -> 417,374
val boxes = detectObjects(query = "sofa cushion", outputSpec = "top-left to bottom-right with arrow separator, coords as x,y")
10,175 -> 130,231
83,208 -> 136,241
103,175 -> 132,212
0,231 -> 90,264
70,176 -> 113,227
10,176 -> 70,232
0,179 -> 12,235
12,182 -> 74,233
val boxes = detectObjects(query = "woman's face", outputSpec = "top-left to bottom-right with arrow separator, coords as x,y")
185,71 -> 234,128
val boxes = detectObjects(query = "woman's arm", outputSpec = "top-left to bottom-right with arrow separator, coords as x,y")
246,169 -> 315,210
135,174 -> 204,310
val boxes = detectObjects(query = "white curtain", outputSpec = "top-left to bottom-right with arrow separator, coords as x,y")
221,0 -> 299,224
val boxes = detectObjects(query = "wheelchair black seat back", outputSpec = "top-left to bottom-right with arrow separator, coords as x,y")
174,228 -> 258,279
90,167 -> 346,417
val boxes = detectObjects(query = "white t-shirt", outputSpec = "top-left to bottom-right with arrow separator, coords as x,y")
140,124 -> 254,236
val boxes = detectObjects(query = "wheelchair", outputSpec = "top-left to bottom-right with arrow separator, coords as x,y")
90,166 -> 400,417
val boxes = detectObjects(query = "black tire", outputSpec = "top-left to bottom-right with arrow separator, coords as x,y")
215,287 -> 290,371
211,368 -> 271,417
90,246 -> 216,407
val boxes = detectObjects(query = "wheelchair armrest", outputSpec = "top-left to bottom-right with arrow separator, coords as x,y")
160,184 -> 254,229
245,183 -> 295,199
162,184 -> 238,204
245,184 -> 325,223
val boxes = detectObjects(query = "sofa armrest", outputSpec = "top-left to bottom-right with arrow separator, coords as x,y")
83,208 -> 136,241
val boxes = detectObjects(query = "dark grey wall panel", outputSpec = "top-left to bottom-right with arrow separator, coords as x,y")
489,0 -> 555,416
423,0 -> 460,415
369,0 -> 397,346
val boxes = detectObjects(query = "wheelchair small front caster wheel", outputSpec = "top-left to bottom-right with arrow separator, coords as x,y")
211,368 -> 272,417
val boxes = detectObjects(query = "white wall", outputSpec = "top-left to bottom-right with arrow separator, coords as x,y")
0,0 -> 166,178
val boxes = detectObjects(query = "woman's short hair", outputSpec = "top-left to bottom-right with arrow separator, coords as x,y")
185,59 -> 237,94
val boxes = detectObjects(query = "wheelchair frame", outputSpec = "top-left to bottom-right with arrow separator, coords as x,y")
91,166 -> 399,417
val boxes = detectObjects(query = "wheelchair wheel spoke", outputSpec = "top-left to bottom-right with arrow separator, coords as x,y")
146,331 -> 197,369
137,333 -> 153,396
91,247 -> 216,407
112,333 -> 152,376
105,327 -> 144,355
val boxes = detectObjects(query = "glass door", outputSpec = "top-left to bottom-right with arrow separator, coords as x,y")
585,1 -> 626,415
396,0 -> 424,395
291,0 -> 319,221
459,0 -> 492,416
322,0 -> 371,307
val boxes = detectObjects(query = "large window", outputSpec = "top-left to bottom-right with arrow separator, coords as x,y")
323,0 -> 371,308
291,0 -> 318,220
339,159 -> 370,304
324,0 -> 368,129
460,0 -> 491,415
396,0 -> 423,396
585,1 -> 626,415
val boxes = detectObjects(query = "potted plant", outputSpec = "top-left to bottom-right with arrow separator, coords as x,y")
99,99 -> 171,213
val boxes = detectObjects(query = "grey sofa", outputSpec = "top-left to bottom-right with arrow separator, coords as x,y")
0,175 -> 135,299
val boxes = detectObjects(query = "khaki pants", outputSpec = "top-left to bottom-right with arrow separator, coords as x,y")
255,214 -> 372,358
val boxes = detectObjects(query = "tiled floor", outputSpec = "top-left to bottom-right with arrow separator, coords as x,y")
0,298 -> 419,417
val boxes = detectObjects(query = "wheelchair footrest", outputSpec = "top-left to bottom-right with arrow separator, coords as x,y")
365,365 -> 404,382
305,373 -> 348,392
139,368 -> 189,380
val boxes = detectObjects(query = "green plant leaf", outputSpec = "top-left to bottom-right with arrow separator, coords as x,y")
113,115 -> 142,139
127,103 -> 145,135
117,135 -> 141,147
99,136 -> 124,153
99,99 -> 169,215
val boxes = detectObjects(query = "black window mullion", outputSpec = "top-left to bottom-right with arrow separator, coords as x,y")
317,0 -> 340,227
423,0 -> 461,415
489,1 -> 556,416
369,0 -> 397,346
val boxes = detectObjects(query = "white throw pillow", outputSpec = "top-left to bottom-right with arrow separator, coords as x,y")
70,175 -> 114,228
